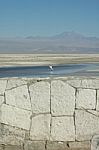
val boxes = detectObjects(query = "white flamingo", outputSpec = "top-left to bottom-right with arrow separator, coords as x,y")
49,65 -> 53,71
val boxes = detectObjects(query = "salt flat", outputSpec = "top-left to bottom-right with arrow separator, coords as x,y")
0,54 -> 99,67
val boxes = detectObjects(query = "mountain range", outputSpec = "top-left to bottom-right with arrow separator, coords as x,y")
0,31 -> 99,53
26,31 -> 99,41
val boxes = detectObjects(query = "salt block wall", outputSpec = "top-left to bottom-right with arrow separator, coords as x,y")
0,77 -> 99,150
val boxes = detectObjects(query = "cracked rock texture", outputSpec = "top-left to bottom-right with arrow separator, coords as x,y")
0,77 -> 99,150
91,135 -> 99,150
0,96 -> 4,106
0,80 -> 7,95
0,104 -> 32,130
5,85 -> 31,111
75,110 -> 99,141
29,81 -> 50,113
51,80 -> 75,116
24,140 -> 45,150
76,88 -> 96,109
96,90 -> 99,111
51,116 -> 75,141
30,114 -> 51,140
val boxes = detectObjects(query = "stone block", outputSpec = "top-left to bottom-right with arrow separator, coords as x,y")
69,141 -> 91,150
0,80 -> 7,95
51,116 -> 75,141
96,90 -> 99,111
76,89 -> 96,109
47,141 -> 90,150
46,141 -> 69,150
67,79 -> 82,88
5,85 -> 31,111
6,79 -> 27,90
75,110 -> 99,141
4,145 -> 23,150
0,96 -> 4,106
30,114 -> 51,140
29,81 -> 50,114
24,140 -> 45,150
81,79 -> 99,89
51,80 -> 75,116
67,79 -> 99,89
0,104 -> 31,130
0,123 -> 25,145
91,135 -> 99,150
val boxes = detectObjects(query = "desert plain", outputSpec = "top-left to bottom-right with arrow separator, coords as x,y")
0,54 -> 99,67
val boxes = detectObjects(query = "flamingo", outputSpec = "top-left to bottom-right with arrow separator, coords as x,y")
49,65 -> 53,71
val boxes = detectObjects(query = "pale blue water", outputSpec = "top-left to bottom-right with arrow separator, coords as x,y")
0,63 -> 99,78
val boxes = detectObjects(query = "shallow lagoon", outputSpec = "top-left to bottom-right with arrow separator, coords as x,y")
0,63 -> 99,78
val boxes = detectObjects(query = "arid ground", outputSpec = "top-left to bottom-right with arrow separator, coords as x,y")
0,54 -> 99,67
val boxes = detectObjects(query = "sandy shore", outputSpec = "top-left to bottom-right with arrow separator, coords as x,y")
0,54 -> 99,67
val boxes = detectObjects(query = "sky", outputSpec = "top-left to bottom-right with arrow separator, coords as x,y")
0,0 -> 99,37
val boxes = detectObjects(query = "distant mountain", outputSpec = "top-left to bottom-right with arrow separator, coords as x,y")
0,31 -> 99,53
51,31 -> 85,40
26,36 -> 46,39
26,31 -> 99,41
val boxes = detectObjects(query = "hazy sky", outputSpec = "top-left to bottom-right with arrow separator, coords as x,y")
0,0 -> 99,37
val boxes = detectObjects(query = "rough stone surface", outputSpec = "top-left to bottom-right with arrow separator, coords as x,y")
0,123 -> 25,145
76,89 -> 96,109
67,79 -> 82,88
96,90 -> 99,111
0,77 -> 99,149
5,85 -> 31,111
51,116 -> 75,141
69,141 -> 91,150
91,135 -> 99,150
0,96 -> 4,106
75,110 -> 99,141
0,104 -> 31,130
29,81 -> 50,114
86,110 -> 99,117
4,145 -> 23,150
67,79 -> 99,89
46,141 -> 69,150
30,114 -> 51,140
51,80 -> 75,116
6,79 -> 27,90
0,80 -> 7,95
24,140 -> 45,150
47,141 -> 90,150
0,146 -> 3,150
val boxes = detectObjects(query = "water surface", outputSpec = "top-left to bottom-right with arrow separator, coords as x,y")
0,63 -> 99,78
